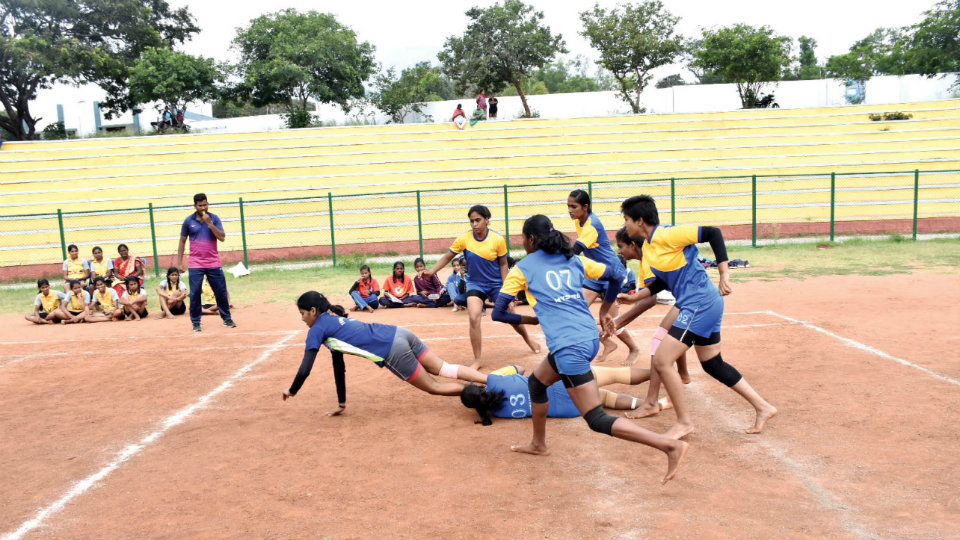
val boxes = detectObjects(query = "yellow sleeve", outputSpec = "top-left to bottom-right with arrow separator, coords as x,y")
576,219 -> 599,249
500,266 -> 527,297
449,233 -> 467,254
494,233 -> 508,258
580,256 -> 608,281
639,257 -> 656,284
657,225 -> 700,249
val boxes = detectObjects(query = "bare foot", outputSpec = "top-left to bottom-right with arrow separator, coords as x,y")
469,360 -> 481,371
528,342 -> 541,354
599,338 -> 618,362
746,404 -> 778,434
365,306 -> 375,312
625,401 -> 661,419
511,443 -> 550,456
662,440 -> 689,485
658,396 -> 674,411
665,422 -> 695,440
623,348 -> 640,366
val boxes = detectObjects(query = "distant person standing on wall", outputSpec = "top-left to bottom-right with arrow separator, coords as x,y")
476,90 -> 487,118
177,193 -> 236,332
487,93 -> 498,119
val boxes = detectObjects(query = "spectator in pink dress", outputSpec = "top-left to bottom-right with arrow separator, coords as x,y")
476,91 -> 487,118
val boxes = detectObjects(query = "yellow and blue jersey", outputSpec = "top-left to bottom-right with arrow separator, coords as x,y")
486,370 -> 579,418
500,250 -> 620,352
574,213 -> 622,270
449,230 -> 507,288
641,224 -> 719,308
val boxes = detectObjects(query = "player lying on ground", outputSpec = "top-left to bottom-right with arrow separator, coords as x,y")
612,195 -> 777,439
461,364 -> 672,425
490,214 -> 687,484
281,291 -> 492,414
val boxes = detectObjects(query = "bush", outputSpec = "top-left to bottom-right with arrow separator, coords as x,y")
868,112 -> 913,121
42,121 -> 68,140
282,108 -> 313,129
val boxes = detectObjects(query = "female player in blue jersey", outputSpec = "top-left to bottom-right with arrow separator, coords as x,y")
567,189 -> 642,365
421,204 -> 539,370
612,195 -> 777,439
460,364 -> 670,425
281,292 -> 491,413
491,214 -> 688,485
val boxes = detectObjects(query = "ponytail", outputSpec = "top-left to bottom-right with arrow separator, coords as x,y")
522,214 -> 575,259
296,291 -> 348,318
460,384 -> 506,426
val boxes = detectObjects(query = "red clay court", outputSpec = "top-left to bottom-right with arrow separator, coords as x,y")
1,270 -> 958,539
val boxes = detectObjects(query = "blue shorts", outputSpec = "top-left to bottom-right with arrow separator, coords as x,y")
582,277 -> 607,294
552,338 -> 600,376
671,297 -> 724,343
465,280 -> 501,302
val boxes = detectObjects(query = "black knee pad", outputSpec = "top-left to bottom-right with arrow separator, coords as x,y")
528,373 -> 549,404
560,369 -> 595,388
583,405 -> 616,436
701,353 -> 742,387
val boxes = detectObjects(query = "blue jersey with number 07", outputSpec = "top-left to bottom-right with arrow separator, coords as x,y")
485,373 -> 579,418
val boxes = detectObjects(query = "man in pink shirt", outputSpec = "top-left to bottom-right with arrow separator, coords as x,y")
177,193 -> 235,332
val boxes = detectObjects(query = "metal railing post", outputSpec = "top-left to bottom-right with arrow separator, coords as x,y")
913,169 -> 920,240
830,172 -> 836,242
327,192 -> 336,265
239,198 -> 249,267
670,177 -> 676,225
57,209 -> 67,261
148,203 -> 160,277
416,190 -> 424,258
751,175 -> 757,248
503,185 -> 510,249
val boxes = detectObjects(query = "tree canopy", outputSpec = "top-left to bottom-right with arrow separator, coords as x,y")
0,0 -> 197,139
579,0 -> 684,113
690,24 -> 792,108
438,0 -> 565,117
231,9 -> 375,117
371,62 -> 456,124
128,47 -> 224,116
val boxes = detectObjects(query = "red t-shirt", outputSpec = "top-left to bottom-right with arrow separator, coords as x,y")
356,278 -> 380,298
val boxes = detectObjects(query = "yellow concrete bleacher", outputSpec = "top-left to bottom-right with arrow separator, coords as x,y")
1,99 -> 958,267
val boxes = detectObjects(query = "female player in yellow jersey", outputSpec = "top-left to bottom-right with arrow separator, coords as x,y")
491,214 -> 687,485
613,195 -> 777,439
421,205 -> 539,369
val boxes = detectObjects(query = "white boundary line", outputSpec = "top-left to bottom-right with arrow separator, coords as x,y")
0,330 -> 300,540
0,329 -> 292,347
765,310 -> 960,387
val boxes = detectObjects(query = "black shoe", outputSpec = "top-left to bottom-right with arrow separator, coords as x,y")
222,319 -> 237,328
193,323 -> 202,332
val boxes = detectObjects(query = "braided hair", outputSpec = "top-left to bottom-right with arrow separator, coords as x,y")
522,214 -> 575,259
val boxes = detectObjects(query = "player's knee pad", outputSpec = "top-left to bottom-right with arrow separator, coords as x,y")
601,389 -> 619,408
583,405 -> 617,436
560,369 -> 595,388
438,361 -> 459,379
528,373 -> 549,404
701,353 -> 742,387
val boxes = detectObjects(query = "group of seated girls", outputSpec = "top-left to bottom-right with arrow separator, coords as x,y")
26,265 -> 222,325
61,243 -> 148,296
348,258 -> 470,312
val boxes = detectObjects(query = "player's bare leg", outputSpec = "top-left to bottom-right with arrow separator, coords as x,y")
406,372 -> 465,396
694,343 -> 777,434
466,296 -> 484,369
512,359 -> 558,456
655,337 -> 695,440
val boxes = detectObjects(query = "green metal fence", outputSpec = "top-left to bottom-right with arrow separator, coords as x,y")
1,168 -> 958,274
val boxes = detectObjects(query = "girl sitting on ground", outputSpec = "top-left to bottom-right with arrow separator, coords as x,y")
157,267 -> 188,319
380,261 -> 415,308
120,276 -> 149,321
25,278 -> 68,324
444,257 -> 468,311
59,279 -> 91,324
411,257 -> 451,308
349,264 -> 380,312
88,276 -> 123,322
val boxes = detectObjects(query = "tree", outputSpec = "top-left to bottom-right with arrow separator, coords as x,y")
903,0 -> 960,85
655,74 -> 686,88
232,9 -> 375,120
128,47 -> 224,117
797,36 -> 821,80
580,1 -> 684,113
371,62 -> 442,124
825,28 -> 908,85
438,0 -> 565,118
0,0 -> 197,140
690,24 -> 792,108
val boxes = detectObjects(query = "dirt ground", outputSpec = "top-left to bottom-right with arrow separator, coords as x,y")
1,270 -> 958,539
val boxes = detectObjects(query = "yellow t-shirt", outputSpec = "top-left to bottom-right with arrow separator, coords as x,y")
35,291 -> 63,313
64,257 -> 88,279
90,259 -> 112,278
94,289 -> 118,312
202,279 -> 216,304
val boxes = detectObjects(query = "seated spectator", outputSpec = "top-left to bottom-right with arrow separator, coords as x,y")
149,108 -> 166,132
349,264 -> 380,312
157,267 -> 188,319
445,256 -> 468,311
119,276 -> 148,321
25,278 -> 68,324
62,243 -> 90,292
59,279 -> 91,324
452,103 -> 467,130
112,243 -> 144,296
411,257 -> 451,308
379,261 -> 415,308
175,109 -> 185,129
469,106 -> 485,127
87,246 -> 114,294
87,276 -> 123,322
200,275 -> 226,315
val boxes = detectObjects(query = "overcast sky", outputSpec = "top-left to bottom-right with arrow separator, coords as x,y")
170,0 -> 938,78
